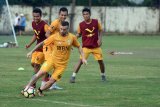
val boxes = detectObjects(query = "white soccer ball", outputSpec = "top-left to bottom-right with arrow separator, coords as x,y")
3,42 -> 8,47
23,87 -> 35,98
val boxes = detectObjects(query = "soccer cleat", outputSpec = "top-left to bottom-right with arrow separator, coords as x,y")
70,76 -> 76,83
36,88 -> 44,96
101,75 -> 106,82
49,85 -> 63,90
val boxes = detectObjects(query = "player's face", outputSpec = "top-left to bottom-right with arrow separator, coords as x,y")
60,25 -> 69,36
59,11 -> 68,21
82,11 -> 91,21
33,12 -> 41,23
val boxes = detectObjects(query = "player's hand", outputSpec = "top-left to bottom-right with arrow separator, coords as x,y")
82,59 -> 87,65
25,44 -> 30,49
27,52 -> 32,58
97,39 -> 102,46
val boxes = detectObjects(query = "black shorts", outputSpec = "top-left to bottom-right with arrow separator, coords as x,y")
20,26 -> 25,31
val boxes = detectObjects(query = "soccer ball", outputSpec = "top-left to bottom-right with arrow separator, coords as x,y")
23,87 -> 36,98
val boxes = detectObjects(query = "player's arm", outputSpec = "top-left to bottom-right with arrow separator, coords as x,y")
44,24 -> 50,38
97,22 -> 103,46
27,41 -> 44,58
78,46 -> 87,65
76,33 -> 81,38
76,25 -> 82,38
45,20 -> 57,37
72,36 -> 87,64
25,35 -> 36,49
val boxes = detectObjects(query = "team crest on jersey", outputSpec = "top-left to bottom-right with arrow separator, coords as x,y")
85,27 -> 95,37
34,30 -> 40,35
85,27 -> 95,33
67,39 -> 71,45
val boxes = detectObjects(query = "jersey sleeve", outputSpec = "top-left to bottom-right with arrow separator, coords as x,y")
98,22 -> 103,31
48,20 -> 59,33
44,35 -> 55,46
44,24 -> 49,32
72,35 -> 80,48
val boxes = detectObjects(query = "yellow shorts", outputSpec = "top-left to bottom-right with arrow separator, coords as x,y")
40,60 -> 66,81
43,45 -> 52,61
31,51 -> 45,64
80,47 -> 103,60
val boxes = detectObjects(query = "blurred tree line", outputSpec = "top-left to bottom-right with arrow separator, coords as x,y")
7,0 -> 160,7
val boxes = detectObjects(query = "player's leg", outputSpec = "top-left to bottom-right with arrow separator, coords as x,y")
93,47 -> 106,81
70,47 -> 89,83
24,70 -> 46,91
31,52 -> 40,87
31,52 -> 45,87
97,60 -> 106,81
37,78 -> 56,96
70,59 -> 83,83
37,66 -> 66,96
43,46 -> 63,90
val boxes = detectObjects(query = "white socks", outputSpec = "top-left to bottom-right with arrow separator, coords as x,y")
72,73 -> 77,77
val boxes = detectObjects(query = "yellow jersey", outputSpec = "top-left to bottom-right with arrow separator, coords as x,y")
44,32 -> 80,66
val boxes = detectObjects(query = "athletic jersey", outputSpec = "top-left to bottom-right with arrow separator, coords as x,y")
44,32 -> 80,66
48,19 -> 61,34
43,19 -> 61,60
32,20 -> 49,51
78,19 -> 102,49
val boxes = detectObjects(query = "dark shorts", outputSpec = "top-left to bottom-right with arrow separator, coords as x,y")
14,25 -> 20,33
20,26 -> 25,31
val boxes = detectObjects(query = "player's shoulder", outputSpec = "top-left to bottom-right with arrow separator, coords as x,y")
41,20 -> 48,24
32,21 -> 35,25
92,19 -> 98,21
68,33 -> 77,39
68,32 -> 75,37
51,19 -> 60,24
80,20 -> 85,25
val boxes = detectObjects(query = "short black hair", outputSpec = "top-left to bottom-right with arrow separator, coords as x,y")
82,8 -> 91,14
59,7 -> 68,15
61,21 -> 69,27
33,8 -> 42,16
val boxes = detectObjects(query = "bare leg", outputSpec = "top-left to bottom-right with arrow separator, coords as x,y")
70,59 -> 83,83
40,78 -> 56,91
31,63 -> 40,88
25,71 -> 45,90
37,78 -> 56,96
74,59 -> 83,73
98,60 -> 106,81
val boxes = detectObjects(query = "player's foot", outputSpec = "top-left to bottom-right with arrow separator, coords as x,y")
36,88 -> 44,96
70,76 -> 76,83
101,75 -> 106,82
49,85 -> 63,90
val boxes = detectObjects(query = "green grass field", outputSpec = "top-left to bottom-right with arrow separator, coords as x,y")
0,35 -> 160,107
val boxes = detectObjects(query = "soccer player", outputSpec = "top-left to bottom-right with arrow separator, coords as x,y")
45,7 -> 68,37
25,8 -> 60,89
24,21 -> 87,96
43,7 -> 68,89
70,8 -> 106,83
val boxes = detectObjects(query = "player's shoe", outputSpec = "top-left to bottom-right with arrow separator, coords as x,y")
70,76 -> 76,83
49,85 -> 63,90
36,88 -> 44,96
101,75 -> 106,82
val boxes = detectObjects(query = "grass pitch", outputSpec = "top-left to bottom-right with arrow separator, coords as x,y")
0,35 -> 160,107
